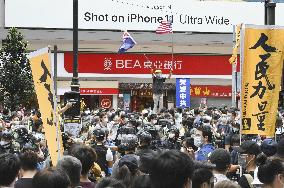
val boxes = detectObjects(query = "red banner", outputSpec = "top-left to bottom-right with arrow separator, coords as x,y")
64,53 -> 240,75
190,85 -> 232,98
80,88 -> 118,95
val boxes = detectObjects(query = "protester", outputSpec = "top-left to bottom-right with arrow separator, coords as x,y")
70,144 -> 97,188
15,150 -> 39,188
149,150 -> 194,188
0,153 -> 21,188
56,155 -> 82,188
192,168 -> 214,188
233,140 -> 262,188
257,156 -> 284,188
209,148 -> 231,184
32,167 -> 70,188
2,104 -> 284,188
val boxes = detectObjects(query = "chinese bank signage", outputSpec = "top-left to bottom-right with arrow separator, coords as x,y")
5,0 -> 284,32
241,25 -> 284,137
62,53 -> 233,78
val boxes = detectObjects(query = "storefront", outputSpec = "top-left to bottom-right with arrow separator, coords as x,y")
55,53 -> 236,110
57,80 -> 119,109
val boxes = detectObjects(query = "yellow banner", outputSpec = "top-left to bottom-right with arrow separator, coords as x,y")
29,48 -> 63,165
229,24 -> 242,64
241,25 -> 284,136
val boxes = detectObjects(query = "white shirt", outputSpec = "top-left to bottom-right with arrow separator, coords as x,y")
214,173 -> 229,184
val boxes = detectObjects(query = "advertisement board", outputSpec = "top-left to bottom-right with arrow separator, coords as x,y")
5,0 -> 283,32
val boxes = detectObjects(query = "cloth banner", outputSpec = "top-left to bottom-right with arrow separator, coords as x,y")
29,47 -> 63,165
241,25 -> 284,136
176,78 -> 190,108
229,24 -> 242,64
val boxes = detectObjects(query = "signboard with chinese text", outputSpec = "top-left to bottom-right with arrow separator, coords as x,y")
241,25 -> 284,137
80,88 -> 118,95
64,53 -> 235,78
190,85 -> 231,98
176,78 -> 190,108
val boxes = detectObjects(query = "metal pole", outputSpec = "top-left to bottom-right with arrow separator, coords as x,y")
232,25 -> 236,108
54,45 -> 58,96
71,0 -> 79,91
265,0 -> 276,25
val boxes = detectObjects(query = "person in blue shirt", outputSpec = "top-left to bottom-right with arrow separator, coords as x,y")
194,125 -> 215,161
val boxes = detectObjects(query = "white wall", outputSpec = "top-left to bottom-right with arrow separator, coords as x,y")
0,0 -> 4,28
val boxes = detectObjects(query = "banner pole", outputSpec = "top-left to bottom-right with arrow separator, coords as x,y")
232,25 -> 236,108
53,45 -> 61,161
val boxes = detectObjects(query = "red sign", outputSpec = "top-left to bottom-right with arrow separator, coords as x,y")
190,85 -> 232,98
80,88 -> 118,95
99,95 -> 112,109
64,53 -> 240,75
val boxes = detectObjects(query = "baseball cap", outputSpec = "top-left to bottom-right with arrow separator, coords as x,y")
154,70 -> 162,73
233,140 -> 261,155
209,148 -> 231,170
261,138 -> 277,157
118,155 -> 138,173
275,138 -> 284,158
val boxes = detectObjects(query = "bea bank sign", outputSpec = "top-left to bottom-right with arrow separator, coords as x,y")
5,0 -> 284,32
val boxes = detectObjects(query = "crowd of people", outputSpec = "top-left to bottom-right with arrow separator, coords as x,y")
1,105 -> 284,188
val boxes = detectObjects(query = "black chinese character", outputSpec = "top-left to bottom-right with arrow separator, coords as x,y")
252,111 -> 268,131
258,101 -> 267,111
249,33 -> 277,52
250,81 -> 266,99
39,60 -> 52,83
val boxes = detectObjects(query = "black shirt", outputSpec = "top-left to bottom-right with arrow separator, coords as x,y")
153,76 -> 166,94
15,178 -> 33,188
91,144 -> 108,175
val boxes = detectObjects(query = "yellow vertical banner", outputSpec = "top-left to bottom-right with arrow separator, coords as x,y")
229,24 -> 242,64
241,25 -> 284,137
29,47 -> 62,165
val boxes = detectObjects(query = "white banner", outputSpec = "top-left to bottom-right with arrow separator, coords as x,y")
5,0 -> 284,32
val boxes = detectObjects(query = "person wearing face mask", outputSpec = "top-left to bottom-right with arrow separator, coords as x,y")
194,125 -> 215,161
233,140 -> 262,188
0,130 -> 15,154
151,69 -> 172,114
162,127 -> 180,150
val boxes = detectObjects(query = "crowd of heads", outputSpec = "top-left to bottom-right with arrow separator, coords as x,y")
1,105 -> 284,188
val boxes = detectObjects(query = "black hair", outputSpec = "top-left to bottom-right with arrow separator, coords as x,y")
257,155 -> 284,185
56,156 -> 82,187
131,175 -> 151,188
96,177 -> 126,188
182,137 -> 198,151
177,108 -> 183,114
192,168 -> 213,188
19,150 -> 38,171
197,125 -> 213,143
0,153 -> 21,186
112,165 -> 138,187
231,134 -> 240,146
32,167 -> 70,188
149,150 -> 194,188
70,145 -> 97,175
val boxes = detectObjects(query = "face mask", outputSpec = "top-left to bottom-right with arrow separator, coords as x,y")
156,73 -> 162,78
169,133 -> 175,139
180,147 -> 185,153
194,136 -> 203,148
0,141 -> 11,148
233,127 -> 239,132
153,120 -> 157,124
